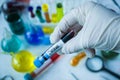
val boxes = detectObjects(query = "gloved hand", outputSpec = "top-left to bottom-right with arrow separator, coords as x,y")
50,1 -> 120,56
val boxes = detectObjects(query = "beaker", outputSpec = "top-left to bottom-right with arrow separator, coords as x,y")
4,12 -> 25,35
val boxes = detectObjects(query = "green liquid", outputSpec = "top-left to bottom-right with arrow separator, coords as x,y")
36,9 -> 45,23
6,12 -> 25,35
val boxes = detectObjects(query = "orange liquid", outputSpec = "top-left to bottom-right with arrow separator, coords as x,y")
44,12 -> 51,23
70,52 -> 86,66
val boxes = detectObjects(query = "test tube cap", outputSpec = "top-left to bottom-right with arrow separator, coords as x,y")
42,4 -> 48,12
24,73 -> 33,80
37,6 -> 41,10
28,6 -> 33,11
34,57 -> 44,68
57,3 -> 62,8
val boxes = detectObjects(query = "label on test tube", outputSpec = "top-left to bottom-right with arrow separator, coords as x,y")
34,40 -> 64,68
45,40 -> 64,56
34,59 -> 52,74
24,53 -> 60,80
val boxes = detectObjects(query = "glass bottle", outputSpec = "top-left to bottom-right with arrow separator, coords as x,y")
24,24 -> 44,45
4,12 -> 25,35
1,28 -> 22,53
11,50 -> 35,72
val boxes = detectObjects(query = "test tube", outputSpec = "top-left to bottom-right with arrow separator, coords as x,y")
48,0 -> 57,23
34,30 -> 74,68
56,3 -> 64,22
28,6 -> 35,18
36,6 -> 45,23
42,4 -> 51,23
24,53 -> 60,80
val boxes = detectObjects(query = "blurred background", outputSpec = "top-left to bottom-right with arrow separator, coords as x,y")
0,0 -> 120,80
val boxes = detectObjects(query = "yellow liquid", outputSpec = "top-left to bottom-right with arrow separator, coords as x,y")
57,8 -> 64,22
56,3 -> 64,22
51,13 -> 57,23
11,50 -> 36,72
42,26 -> 54,34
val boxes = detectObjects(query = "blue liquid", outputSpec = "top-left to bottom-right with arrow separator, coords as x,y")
1,35 -> 22,53
25,25 -> 44,45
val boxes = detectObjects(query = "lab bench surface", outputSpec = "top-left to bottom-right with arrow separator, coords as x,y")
0,47 -> 120,80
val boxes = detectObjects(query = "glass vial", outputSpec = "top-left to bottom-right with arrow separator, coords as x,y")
56,3 -> 64,22
42,4 -> 51,23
